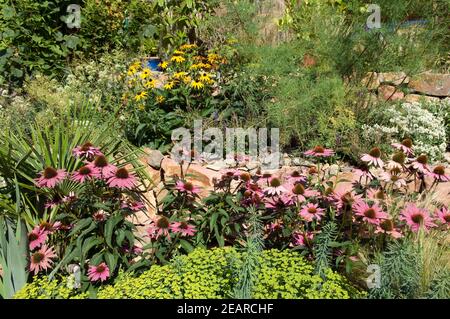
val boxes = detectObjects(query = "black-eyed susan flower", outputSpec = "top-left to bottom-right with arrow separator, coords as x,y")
190,80 -> 204,90
156,95 -> 165,104
140,68 -> 151,79
127,66 -> 137,76
158,61 -> 168,69
144,79 -> 156,89
173,50 -> 185,55
190,63 -> 202,70
171,55 -> 186,63
183,76 -> 192,84
164,81 -> 176,90
180,43 -> 197,50
173,71 -> 188,79
199,73 -> 212,83
134,91 -> 148,101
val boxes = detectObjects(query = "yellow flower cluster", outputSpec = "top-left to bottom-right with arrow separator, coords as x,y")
124,43 -> 226,106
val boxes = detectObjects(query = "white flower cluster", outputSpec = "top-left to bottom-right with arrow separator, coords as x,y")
362,101 -> 447,160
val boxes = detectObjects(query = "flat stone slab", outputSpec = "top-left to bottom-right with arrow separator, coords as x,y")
409,72 -> 450,97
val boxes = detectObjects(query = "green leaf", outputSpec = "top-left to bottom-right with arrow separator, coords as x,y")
179,239 -> 194,253
104,251 -> 118,274
69,218 -> 93,236
105,215 -> 122,248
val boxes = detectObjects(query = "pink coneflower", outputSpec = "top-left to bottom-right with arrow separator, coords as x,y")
353,163 -> 374,182
170,221 -> 196,236
29,245 -> 57,274
436,206 -> 449,227
72,142 -> 103,160
28,226 -> 48,250
292,231 -> 314,247
44,194 -> 62,209
400,203 -> 436,232
352,200 -> 388,225
375,219 -> 402,238
35,167 -> 67,188
264,177 -> 287,196
146,216 -> 172,240
380,168 -> 407,188
71,165 -> 99,183
299,203 -> 325,222
427,165 -> 450,182
410,154 -> 430,173
285,170 -> 306,183
361,147 -> 384,167
62,191 -> 77,203
288,183 -> 319,202
121,201 -> 145,211
391,138 -> 413,156
265,220 -> 283,233
175,180 -> 201,195
93,211 -> 108,222
304,145 -> 334,157
264,193 -> 293,209
87,262 -> 110,282
367,188 -> 387,202
39,221 -> 60,234
87,155 -> 116,179
332,190 -> 362,212
107,167 -> 136,189
221,169 -> 241,180
386,152 -> 407,170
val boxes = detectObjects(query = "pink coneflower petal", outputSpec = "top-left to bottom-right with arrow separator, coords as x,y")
304,146 -> 334,157
264,177 -> 287,196
380,169 -> 406,189
87,262 -> 110,282
35,167 -> 67,188
375,219 -> 403,238
410,154 -> 430,174
427,165 -> 450,182
71,165 -> 99,183
87,155 -> 117,179
361,147 -> 383,168
332,190 -> 362,212
170,221 -> 196,236
299,203 -> 325,222
107,167 -> 137,189
72,142 -> 103,160
399,203 -> 436,232
29,245 -> 57,274
121,201 -> 145,211
436,206 -> 450,227
28,226 -> 48,250
391,138 -> 413,156
352,200 -> 388,225
146,216 -> 172,240
175,180 -> 201,195
292,231 -> 314,247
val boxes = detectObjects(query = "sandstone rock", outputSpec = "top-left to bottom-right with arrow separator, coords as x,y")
362,72 -> 380,90
379,72 -> 409,85
205,160 -> 229,171
444,152 -> 450,164
362,93 -> 378,108
378,85 -> 404,101
409,72 -> 450,97
146,149 -> 165,169
404,94 -> 440,104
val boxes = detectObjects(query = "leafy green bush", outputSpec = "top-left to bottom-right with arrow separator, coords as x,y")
15,248 -> 365,299
14,276 -> 89,299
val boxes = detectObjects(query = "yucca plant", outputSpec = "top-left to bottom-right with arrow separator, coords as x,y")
0,216 -> 28,299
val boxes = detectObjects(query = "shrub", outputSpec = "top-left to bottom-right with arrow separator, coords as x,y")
14,276 -> 89,299
361,102 -> 447,160
15,248 -> 365,299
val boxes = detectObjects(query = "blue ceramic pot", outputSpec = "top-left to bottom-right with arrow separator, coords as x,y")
147,57 -> 162,71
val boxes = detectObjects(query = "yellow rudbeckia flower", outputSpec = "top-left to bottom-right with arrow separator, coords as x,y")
134,91 -> 148,101
140,68 -> 151,79
171,55 -> 186,63
138,104 -> 145,111
173,71 -> 188,79
158,61 -> 169,69
173,50 -> 185,55
199,73 -> 212,83
127,66 -> 137,76
156,95 -> 165,104
183,76 -> 192,84
190,80 -> 204,90
180,44 -> 197,50
144,79 -> 156,89
164,81 -> 176,90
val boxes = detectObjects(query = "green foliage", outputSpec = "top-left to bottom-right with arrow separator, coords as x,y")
15,247 -> 364,299
232,207 -> 264,299
13,276 -> 89,299
369,240 -> 421,299
313,221 -> 338,278
427,269 -> 450,299
0,217 -> 28,298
